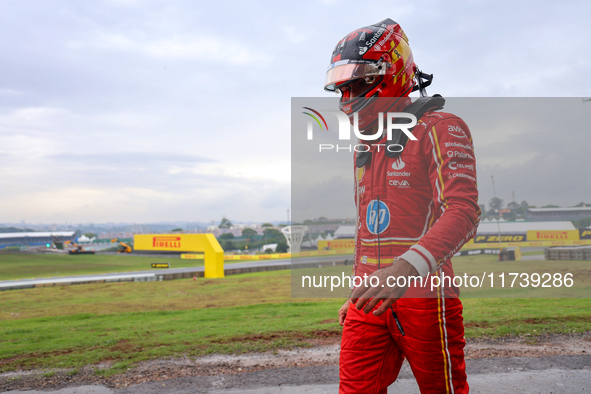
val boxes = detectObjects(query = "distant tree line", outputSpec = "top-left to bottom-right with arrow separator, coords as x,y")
480,199 -> 591,227
0,227 -> 35,233
479,198 -> 532,221
216,218 -> 288,253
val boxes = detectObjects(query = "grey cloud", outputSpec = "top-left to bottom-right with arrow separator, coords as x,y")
292,97 -> 591,221
1,1 -> 591,223
259,187 -> 291,210
478,154 -> 590,208
464,98 -> 591,205
293,176 -> 355,222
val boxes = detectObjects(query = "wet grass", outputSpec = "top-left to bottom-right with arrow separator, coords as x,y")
0,270 -> 293,320
0,300 -> 344,372
521,250 -> 545,256
292,255 -> 591,298
461,298 -> 591,337
0,258 -> 590,373
1,293 -> 590,372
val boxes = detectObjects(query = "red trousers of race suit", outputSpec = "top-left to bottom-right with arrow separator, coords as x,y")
339,297 -> 468,394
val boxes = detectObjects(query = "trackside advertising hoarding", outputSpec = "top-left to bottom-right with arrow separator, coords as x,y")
318,239 -> 355,250
319,234 -> 591,251
134,234 -> 224,278
526,230 -> 580,241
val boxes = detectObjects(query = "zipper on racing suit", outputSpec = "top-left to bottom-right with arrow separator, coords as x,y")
390,306 -> 405,336
379,152 -> 406,336
365,140 -> 405,337
376,195 -> 381,270
377,195 -> 405,336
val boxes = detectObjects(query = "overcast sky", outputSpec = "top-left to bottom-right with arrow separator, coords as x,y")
291,98 -> 591,221
0,0 -> 590,224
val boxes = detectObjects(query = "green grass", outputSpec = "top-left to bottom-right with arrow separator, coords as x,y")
0,252 -> 308,282
291,255 -> 591,298
461,298 -> 591,337
0,300 -> 344,372
521,250 -> 545,256
0,270 -> 295,320
454,255 -> 591,297
1,293 -> 590,372
0,255 -> 590,373
0,254 -> 205,281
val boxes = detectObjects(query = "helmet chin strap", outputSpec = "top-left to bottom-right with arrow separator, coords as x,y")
338,76 -> 384,109
413,69 -> 433,97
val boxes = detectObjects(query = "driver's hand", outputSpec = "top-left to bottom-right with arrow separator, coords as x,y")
338,299 -> 350,326
350,259 -> 419,316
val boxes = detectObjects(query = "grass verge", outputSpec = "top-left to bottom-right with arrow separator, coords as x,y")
1,258 -> 590,373
0,270 -> 293,320
0,254 -> 205,281
0,301 -> 344,372
1,297 -> 590,373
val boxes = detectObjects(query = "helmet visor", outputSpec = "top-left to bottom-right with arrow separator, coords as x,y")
324,60 -> 386,92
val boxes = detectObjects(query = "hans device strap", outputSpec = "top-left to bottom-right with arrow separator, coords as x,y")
355,95 -> 445,168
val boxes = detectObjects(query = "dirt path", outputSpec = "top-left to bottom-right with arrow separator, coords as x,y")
2,332 -> 590,392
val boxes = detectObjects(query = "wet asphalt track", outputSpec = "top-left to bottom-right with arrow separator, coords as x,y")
4,355 -> 590,393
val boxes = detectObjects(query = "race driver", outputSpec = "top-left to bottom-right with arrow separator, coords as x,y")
323,19 -> 480,393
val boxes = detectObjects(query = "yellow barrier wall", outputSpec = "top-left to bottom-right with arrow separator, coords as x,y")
182,253 -> 292,261
182,250 -> 355,261
181,253 -> 204,259
297,248 -> 354,256
134,234 -> 224,278
318,239 -> 355,250
526,230 -> 580,241
316,232 -> 587,254
462,239 -> 591,249
473,234 -> 526,243
223,253 -> 292,260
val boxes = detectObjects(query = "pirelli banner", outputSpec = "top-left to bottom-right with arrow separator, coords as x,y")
318,239 -> 355,251
526,230 -> 580,241
134,234 -> 224,278
463,230 -> 591,249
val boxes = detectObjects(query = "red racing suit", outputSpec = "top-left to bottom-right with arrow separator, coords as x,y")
340,99 -> 480,394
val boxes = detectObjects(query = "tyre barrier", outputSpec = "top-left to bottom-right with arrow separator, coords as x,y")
545,246 -> 591,261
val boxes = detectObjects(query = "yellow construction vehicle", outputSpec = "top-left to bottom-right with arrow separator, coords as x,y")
64,240 -> 95,255
111,239 -> 132,253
